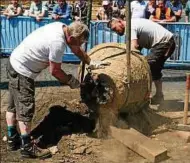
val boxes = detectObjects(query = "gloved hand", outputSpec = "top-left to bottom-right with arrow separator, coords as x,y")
67,74 -> 80,89
88,60 -> 111,70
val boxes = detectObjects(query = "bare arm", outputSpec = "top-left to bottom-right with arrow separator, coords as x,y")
8,7 -> 22,18
149,15 -> 161,22
174,10 -> 182,17
163,16 -> 176,22
69,45 -> 91,64
49,61 -> 70,84
185,16 -> 189,23
131,39 -> 140,51
29,13 -> 38,18
38,10 -> 46,17
3,8 -> 9,16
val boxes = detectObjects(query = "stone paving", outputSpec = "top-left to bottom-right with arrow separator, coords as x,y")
1,57 -> 190,113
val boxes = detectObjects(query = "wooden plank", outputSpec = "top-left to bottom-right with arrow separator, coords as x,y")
110,126 -> 168,163
174,124 -> 190,131
158,111 -> 190,119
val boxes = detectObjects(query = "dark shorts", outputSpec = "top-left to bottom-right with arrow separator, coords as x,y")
146,37 -> 176,81
6,59 -> 35,122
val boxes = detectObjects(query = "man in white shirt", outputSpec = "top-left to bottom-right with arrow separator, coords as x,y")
131,0 -> 147,18
107,18 -> 176,105
6,21 -> 107,159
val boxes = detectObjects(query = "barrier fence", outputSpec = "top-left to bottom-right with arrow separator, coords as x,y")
1,16 -> 190,67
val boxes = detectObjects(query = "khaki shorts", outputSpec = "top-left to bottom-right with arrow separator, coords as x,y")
6,59 -> 35,122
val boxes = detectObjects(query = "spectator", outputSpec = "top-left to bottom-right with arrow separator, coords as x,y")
3,0 -> 22,19
185,0 -> 190,22
150,0 -> 176,22
165,0 -> 183,21
96,0 -> 113,20
29,0 -> 48,21
112,1 -> 121,19
113,0 -> 125,19
72,0 -> 88,22
131,0 -> 148,18
52,0 -> 72,20
145,0 -> 156,19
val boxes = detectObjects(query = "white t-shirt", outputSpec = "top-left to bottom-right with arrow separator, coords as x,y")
131,18 -> 173,49
131,0 -> 147,18
10,22 -> 66,79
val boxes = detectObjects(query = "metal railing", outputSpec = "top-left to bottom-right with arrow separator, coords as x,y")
1,16 -> 190,66
0,16 -> 77,61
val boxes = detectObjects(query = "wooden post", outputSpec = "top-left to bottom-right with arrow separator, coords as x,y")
125,1 -> 131,84
183,73 -> 190,125
80,0 -> 93,82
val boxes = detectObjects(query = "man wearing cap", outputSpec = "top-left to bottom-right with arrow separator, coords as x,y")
96,0 -> 113,20
107,18 -> 176,104
6,21 -> 107,159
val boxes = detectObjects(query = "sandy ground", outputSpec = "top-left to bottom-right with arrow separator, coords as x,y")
1,60 -> 190,163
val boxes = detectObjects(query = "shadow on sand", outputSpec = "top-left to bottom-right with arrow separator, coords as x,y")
158,99 -> 186,112
31,105 -> 95,148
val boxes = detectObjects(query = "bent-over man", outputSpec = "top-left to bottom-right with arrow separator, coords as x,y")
107,18 -> 176,104
6,21 -> 107,159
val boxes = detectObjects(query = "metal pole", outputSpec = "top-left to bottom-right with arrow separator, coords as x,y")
125,0 -> 131,84
80,0 -> 93,82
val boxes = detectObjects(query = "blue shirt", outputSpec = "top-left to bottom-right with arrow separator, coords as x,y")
165,0 -> 182,21
52,3 -> 72,19
165,0 -> 182,12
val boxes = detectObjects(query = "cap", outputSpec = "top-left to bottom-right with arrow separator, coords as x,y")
102,0 -> 110,6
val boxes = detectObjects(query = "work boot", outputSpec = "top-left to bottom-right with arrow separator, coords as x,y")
20,142 -> 51,159
7,133 -> 21,151
151,94 -> 164,105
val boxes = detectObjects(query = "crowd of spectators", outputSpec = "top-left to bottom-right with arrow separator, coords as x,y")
130,0 -> 183,22
2,0 -> 88,22
96,0 -> 190,22
1,0 -> 190,23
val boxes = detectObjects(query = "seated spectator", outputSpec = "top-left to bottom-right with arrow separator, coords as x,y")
131,0 -> 147,18
145,0 -> 156,19
165,0 -> 182,21
150,0 -> 176,22
52,0 -> 72,20
112,1 -> 121,19
112,0 -> 124,19
29,0 -> 48,21
3,0 -> 22,19
185,0 -> 190,22
96,0 -> 113,20
72,0 -> 87,22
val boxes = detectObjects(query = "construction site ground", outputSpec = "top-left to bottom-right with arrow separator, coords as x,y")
1,57 -> 190,163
